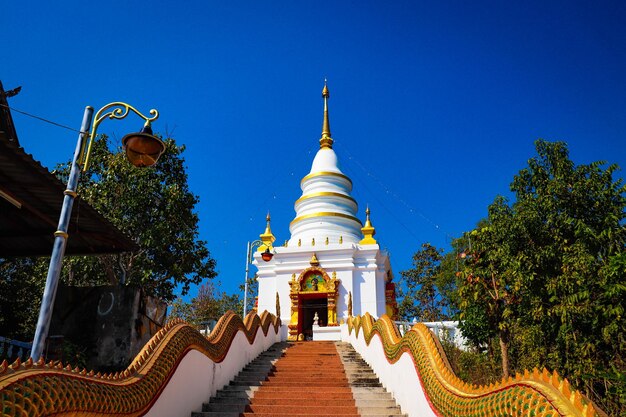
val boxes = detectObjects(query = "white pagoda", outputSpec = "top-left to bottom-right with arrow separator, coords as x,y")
253,83 -> 398,341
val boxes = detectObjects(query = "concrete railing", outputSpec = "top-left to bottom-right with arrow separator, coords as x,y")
0,336 -> 31,364
342,320 -> 437,417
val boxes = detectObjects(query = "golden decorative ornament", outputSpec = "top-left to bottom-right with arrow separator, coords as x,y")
258,212 -> 276,251
360,205 -> 377,244
319,80 -> 333,149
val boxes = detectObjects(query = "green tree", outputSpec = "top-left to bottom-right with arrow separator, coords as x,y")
168,283 -> 242,327
456,140 -> 626,413
456,201 -> 524,378
399,243 -> 451,322
510,140 -> 625,413
0,258 -> 46,341
59,134 -> 217,301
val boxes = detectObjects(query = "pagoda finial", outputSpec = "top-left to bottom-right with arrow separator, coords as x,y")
259,211 -> 276,251
320,79 -> 333,149
360,205 -> 377,244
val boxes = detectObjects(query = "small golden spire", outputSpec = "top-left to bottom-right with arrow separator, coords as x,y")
360,205 -> 377,244
259,211 -> 276,251
319,80 -> 334,149
310,253 -> 320,266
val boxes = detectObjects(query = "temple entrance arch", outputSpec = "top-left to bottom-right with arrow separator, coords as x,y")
288,265 -> 340,341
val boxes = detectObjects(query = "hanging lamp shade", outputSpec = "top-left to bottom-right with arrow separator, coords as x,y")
122,124 -> 165,167
261,247 -> 274,262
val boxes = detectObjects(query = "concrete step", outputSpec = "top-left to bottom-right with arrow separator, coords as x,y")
251,389 -> 355,399
240,414 -> 359,417
247,404 -> 359,414
205,397 -> 249,406
245,398 -> 356,407
202,403 -> 246,413
215,385 -> 258,393
335,342 -> 407,417
352,387 -> 397,399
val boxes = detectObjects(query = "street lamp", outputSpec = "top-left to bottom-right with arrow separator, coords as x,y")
30,102 -> 164,361
243,240 -> 274,317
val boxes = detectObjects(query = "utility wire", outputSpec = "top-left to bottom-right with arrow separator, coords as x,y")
336,142 -> 455,243
253,146 -> 315,221
0,102 -> 83,133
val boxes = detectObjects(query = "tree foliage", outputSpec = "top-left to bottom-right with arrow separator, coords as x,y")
168,282 -> 241,327
239,275 -> 258,316
398,243 -> 452,322
456,199 -> 525,377
454,139 -> 626,413
0,258 -> 46,341
59,135 -> 217,301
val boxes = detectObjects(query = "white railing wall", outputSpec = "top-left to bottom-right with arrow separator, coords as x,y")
145,324 -> 280,417
341,324 -> 437,417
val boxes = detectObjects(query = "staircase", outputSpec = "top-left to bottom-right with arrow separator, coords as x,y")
192,341 -> 406,417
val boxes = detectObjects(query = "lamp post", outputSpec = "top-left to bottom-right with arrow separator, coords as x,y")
243,240 -> 274,317
30,102 -> 165,361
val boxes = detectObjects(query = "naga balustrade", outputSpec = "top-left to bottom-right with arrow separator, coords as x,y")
345,314 -> 603,417
0,311 -> 280,417
0,310 -> 606,417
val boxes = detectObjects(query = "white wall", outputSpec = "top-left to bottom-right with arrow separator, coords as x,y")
144,324 -> 280,417
341,324 -> 437,417
256,244 -> 390,333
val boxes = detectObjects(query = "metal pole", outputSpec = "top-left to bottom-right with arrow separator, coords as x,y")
30,106 -> 94,361
243,241 -> 251,317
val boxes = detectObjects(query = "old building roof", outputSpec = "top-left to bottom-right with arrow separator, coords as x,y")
0,82 -> 137,256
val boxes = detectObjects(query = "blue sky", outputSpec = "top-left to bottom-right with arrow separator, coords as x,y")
4,1 -> 626,301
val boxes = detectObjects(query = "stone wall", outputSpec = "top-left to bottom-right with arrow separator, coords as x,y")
50,284 -> 166,371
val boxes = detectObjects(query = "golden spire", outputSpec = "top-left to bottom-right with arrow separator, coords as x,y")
319,79 -> 334,149
360,205 -> 377,244
259,212 -> 276,251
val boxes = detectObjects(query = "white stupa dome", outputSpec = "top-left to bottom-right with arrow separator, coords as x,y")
288,84 -> 362,246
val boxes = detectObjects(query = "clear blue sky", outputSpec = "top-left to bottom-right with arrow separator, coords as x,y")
4,1 -> 626,301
